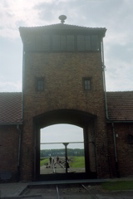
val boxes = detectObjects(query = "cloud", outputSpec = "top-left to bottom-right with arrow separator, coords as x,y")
105,59 -> 133,91
0,0 -> 133,92
0,81 -> 22,92
0,37 -> 22,88
0,0 -> 47,38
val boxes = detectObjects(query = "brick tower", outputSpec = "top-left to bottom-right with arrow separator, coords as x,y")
19,16 -> 109,181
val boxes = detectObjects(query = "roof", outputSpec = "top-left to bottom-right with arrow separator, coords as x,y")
107,91 -> 133,121
19,23 -> 106,32
19,23 -> 106,43
0,91 -> 133,125
0,93 -> 22,125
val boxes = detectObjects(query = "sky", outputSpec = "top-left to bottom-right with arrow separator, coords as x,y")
40,124 -> 84,149
1,0 -> 133,148
0,0 -> 133,92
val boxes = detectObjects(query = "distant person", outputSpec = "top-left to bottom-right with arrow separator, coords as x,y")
66,161 -> 70,169
53,157 -> 55,164
49,156 -> 52,166
56,156 -> 59,163
65,158 -> 70,170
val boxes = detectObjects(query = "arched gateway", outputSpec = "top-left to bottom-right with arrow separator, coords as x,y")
19,16 -> 109,181
34,109 -> 97,180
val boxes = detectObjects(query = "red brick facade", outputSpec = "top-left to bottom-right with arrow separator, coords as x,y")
0,126 -> 20,181
107,123 -> 133,177
21,51 -> 109,180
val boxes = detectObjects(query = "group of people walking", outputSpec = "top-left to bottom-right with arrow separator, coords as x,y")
48,156 -> 70,169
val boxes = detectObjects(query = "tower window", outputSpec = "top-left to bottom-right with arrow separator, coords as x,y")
36,77 -> 44,91
83,78 -> 91,90
67,35 -> 75,51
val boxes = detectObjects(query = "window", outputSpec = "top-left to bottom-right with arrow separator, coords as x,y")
91,35 -> 99,51
77,35 -> 85,51
52,35 -> 60,51
36,77 -> 44,91
24,31 -> 102,52
83,78 -> 91,90
67,35 -> 75,51
42,35 -> 50,51
127,134 -> 133,144
38,34 -> 100,52
61,35 -> 67,51
77,35 -> 99,51
85,35 -> 91,51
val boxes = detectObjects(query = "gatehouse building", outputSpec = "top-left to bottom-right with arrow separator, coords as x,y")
0,16 -> 133,182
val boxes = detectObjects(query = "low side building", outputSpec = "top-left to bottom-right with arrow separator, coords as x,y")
107,91 -> 133,178
0,93 -> 133,181
0,93 -> 22,181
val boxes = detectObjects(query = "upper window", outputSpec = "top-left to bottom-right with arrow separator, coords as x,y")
52,35 -> 60,51
36,77 -> 44,91
60,35 -> 67,51
77,35 -> 85,51
52,35 -> 75,51
83,78 -> 91,90
29,34 -> 100,52
77,35 -> 91,51
91,35 -> 99,51
67,35 -> 75,51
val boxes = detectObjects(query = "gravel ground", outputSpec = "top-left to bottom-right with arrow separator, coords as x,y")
0,181 -> 133,199
20,184 -> 133,199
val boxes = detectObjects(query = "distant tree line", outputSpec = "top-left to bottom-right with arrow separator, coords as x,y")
40,148 -> 84,157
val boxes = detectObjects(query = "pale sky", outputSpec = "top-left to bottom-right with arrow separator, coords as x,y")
1,0 -> 133,147
0,0 -> 133,92
40,124 -> 84,149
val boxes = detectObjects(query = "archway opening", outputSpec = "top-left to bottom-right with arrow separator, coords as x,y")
40,124 -> 85,175
34,109 -> 97,180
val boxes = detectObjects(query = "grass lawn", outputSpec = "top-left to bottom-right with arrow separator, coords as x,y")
40,156 -> 85,167
102,180 -> 133,191
69,156 -> 85,168
40,158 -> 49,166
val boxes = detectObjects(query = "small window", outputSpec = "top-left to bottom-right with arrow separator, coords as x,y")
85,35 -> 91,51
77,35 -> 85,51
52,35 -> 60,51
127,134 -> 133,144
42,35 -> 50,51
36,78 -> 44,91
61,35 -> 67,51
67,35 -> 74,51
83,78 -> 91,90
91,35 -> 99,51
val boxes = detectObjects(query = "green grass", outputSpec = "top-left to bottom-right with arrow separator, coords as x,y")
40,158 -> 49,166
102,181 -> 133,191
69,156 -> 85,168
40,156 -> 85,167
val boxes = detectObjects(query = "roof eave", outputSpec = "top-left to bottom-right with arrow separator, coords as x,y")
19,24 -> 107,42
0,122 -> 23,126
107,119 -> 133,123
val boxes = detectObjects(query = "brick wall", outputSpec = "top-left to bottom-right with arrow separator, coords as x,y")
107,123 -> 133,177
107,123 -> 118,177
23,52 -> 104,114
0,126 -> 20,180
21,51 -> 109,180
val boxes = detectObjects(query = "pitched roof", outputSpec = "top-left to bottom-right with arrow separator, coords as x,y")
0,91 -> 133,125
107,91 -> 133,121
19,23 -> 106,43
0,92 -> 22,125
19,23 -> 106,32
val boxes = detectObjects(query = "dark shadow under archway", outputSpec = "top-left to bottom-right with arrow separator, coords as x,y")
34,109 -> 97,181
